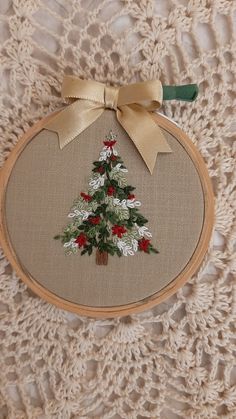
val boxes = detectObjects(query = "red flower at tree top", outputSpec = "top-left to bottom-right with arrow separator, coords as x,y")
107,186 -> 116,196
112,225 -> 127,238
128,194 -> 135,200
80,192 -> 92,202
75,233 -> 87,248
88,216 -> 101,225
96,166 -> 105,174
104,140 -> 116,148
138,238 -> 150,252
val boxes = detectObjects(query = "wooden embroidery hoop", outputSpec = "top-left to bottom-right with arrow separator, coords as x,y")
0,112 -> 214,318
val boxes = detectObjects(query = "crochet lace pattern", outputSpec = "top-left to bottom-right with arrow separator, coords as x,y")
0,1 -> 235,418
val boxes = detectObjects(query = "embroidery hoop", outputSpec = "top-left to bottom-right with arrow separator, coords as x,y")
0,112 -> 214,318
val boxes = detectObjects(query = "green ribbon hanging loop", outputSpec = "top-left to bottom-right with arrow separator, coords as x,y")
163,84 -> 199,102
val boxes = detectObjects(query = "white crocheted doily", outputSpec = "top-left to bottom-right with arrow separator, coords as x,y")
0,1 -> 235,418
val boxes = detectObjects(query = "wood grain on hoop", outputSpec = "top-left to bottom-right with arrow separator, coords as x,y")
0,112 -> 214,318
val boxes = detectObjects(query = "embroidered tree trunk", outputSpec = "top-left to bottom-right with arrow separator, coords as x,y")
96,249 -> 108,265
55,131 -> 159,264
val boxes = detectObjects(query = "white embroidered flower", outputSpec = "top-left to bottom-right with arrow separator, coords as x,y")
126,199 -> 141,208
113,198 -> 141,209
68,210 -> 91,220
117,240 -> 134,256
68,211 -> 80,218
106,130 -> 117,140
63,238 -> 78,248
113,163 -> 128,172
99,145 -> 118,161
89,175 -> 105,190
79,210 -> 92,220
113,198 -> 127,209
132,239 -> 138,252
113,198 -> 121,206
112,148 -> 118,156
99,148 -> 111,161
136,225 -> 152,238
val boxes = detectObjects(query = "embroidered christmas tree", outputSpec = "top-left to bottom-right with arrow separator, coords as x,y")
54,131 -> 159,265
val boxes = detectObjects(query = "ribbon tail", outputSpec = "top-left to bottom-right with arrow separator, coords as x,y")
44,100 -> 104,148
117,105 -> 172,174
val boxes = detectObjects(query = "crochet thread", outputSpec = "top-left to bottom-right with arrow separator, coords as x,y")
0,1 -> 235,417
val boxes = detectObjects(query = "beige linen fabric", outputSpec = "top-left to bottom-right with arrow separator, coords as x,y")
5,110 -> 204,307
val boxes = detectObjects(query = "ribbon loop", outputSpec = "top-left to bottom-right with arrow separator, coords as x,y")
44,76 -> 198,173
104,85 -> 119,110
118,80 -> 163,110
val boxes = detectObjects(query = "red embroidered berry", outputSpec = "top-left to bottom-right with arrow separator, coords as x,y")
112,225 -> 127,238
107,186 -> 116,196
88,216 -> 101,225
75,233 -> 87,248
110,154 -> 117,161
97,166 -> 105,174
128,194 -> 135,200
138,238 -> 151,252
103,140 -> 116,148
80,192 -> 92,202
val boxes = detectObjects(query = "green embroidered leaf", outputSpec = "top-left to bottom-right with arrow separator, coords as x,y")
106,211 -> 120,224
149,246 -> 159,254
124,186 -> 135,193
136,214 -> 148,226
93,161 -> 102,166
87,227 -> 97,238
110,169 -> 127,187
88,237 -> 97,246
109,179 -> 119,188
115,248 -> 122,257
98,226 -> 110,239
93,190 -> 105,203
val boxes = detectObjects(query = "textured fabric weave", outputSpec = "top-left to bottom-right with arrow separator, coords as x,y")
0,1 -> 235,418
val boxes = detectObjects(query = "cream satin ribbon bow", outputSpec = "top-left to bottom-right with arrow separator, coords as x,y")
44,76 -> 172,174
